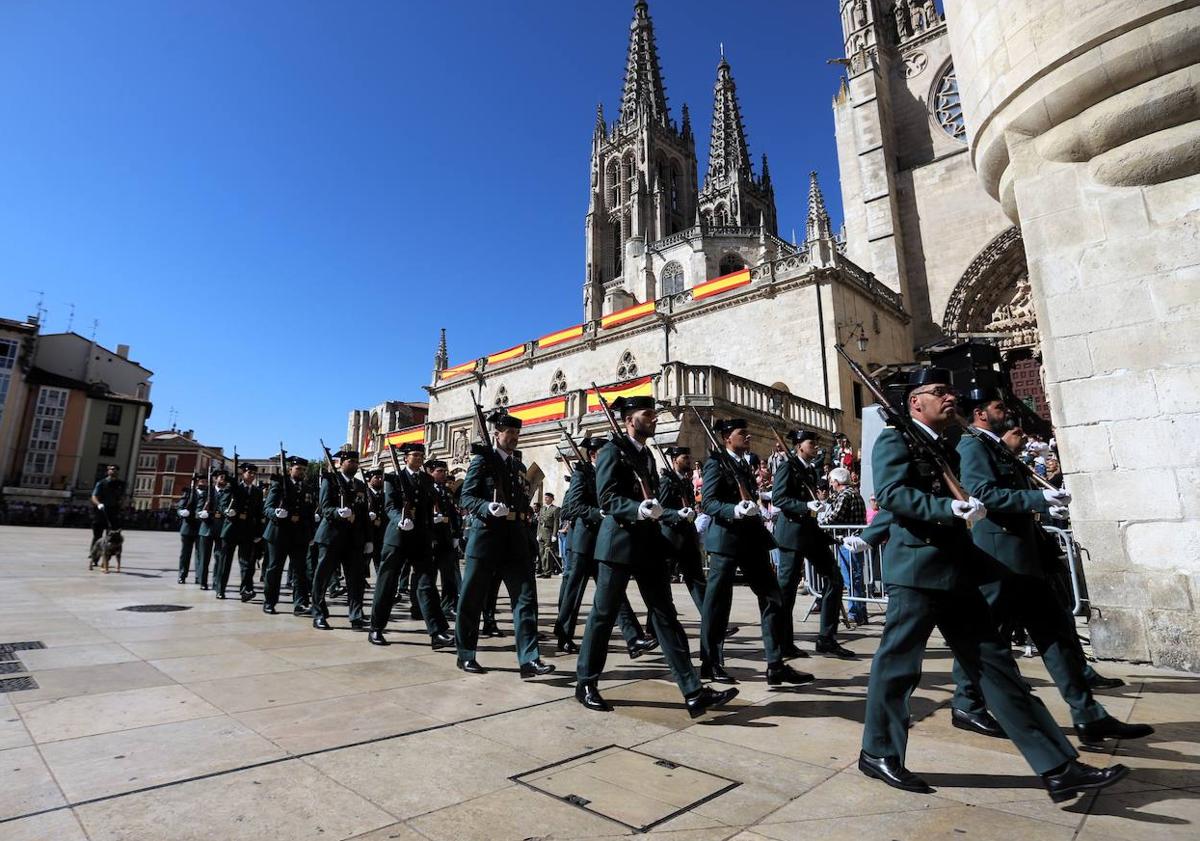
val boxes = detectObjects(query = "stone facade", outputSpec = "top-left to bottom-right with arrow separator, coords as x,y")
945,0 -> 1200,671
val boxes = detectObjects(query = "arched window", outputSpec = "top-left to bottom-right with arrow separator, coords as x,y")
611,219 -> 623,276
670,163 -> 682,212
712,203 -> 728,226
549,369 -> 567,396
493,386 -> 510,408
623,153 -> 635,202
660,261 -> 685,296
606,159 -> 620,208
719,252 -> 745,275
617,350 -> 638,380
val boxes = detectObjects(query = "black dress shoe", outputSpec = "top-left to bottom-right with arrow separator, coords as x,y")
1088,674 -> 1126,691
263,605 -> 276,615
781,643 -> 810,659
201,585 -> 209,591
815,637 -> 857,659
240,591 -> 255,603
952,708 -> 1006,738
293,604 -> 308,616
177,576 -> 186,584
700,664 -> 738,684
1041,760 -> 1128,803
1075,715 -> 1155,746
349,619 -> 367,630
215,591 -> 226,600
313,616 -> 332,630
858,751 -> 933,793
556,638 -> 578,654
576,681 -> 612,711
431,631 -> 455,649
766,663 -> 815,686
481,624 -> 505,638
685,686 -> 739,718
627,636 -> 658,659
724,625 -> 740,639
368,630 -> 389,646
519,658 -> 556,678
457,657 -> 487,674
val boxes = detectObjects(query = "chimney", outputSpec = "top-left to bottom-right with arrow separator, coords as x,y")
183,429 -> 194,440
116,344 -> 130,359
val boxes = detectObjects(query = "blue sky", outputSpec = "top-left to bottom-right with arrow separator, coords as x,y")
0,0 -> 848,456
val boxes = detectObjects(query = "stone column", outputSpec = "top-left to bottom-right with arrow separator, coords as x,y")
945,0 -> 1200,670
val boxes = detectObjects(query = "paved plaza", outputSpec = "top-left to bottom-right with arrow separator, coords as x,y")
0,527 -> 1197,840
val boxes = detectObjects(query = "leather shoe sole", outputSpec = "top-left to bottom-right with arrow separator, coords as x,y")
1045,763 -> 1128,803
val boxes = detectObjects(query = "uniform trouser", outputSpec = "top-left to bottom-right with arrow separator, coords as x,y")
213,536 -> 234,594
951,574 -> 1107,726
537,540 -> 559,575
672,542 -> 707,614
311,543 -> 367,623
456,553 -> 540,665
704,550 -> 784,667
178,533 -> 198,580
576,560 -> 702,698
553,549 -> 644,646
435,546 -> 460,615
265,537 -> 308,608
372,544 -> 448,635
482,566 -> 505,627
236,536 -> 259,597
777,543 -> 842,642
862,583 -> 1078,774
195,535 -> 214,587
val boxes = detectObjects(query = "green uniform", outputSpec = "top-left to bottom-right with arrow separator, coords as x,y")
861,425 -> 1077,774
576,437 -> 701,698
231,479 -> 265,600
211,484 -> 239,596
950,431 -> 1106,726
430,481 -> 462,615
700,452 -> 785,668
262,476 -> 315,610
772,456 -> 842,644
657,468 -> 706,613
310,472 -> 369,623
372,469 -> 449,636
194,487 -> 219,588
536,503 -> 562,576
175,484 -> 202,583
454,448 -> 541,665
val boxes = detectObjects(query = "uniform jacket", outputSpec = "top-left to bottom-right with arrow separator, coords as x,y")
701,452 -> 774,556
363,484 -> 387,548
657,468 -> 700,556
872,425 -> 973,590
313,472 -> 368,550
382,469 -> 435,550
196,486 -> 220,537
772,457 -> 834,551
219,481 -> 263,541
957,431 -> 1051,578
176,484 -> 203,537
430,481 -> 462,555
262,476 -> 315,544
459,448 -> 535,561
536,503 -> 561,543
594,436 -> 680,565
561,462 -> 604,558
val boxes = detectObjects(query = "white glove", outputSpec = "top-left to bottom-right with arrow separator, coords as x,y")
637,498 -> 663,521
178,509 -> 191,518
806,500 -> 822,513
274,508 -> 288,519
364,541 -> 374,554
198,510 -> 210,520
96,503 -> 105,510
400,517 -> 414,531
313,512 -> 321,522
1043,488 -> 1072,505
224,507 -> 237,517
951,496 -> 988,525
488,501 -> 509,518
433,513 -> 447,524
370,511 -> 379,522
734,500 -> 760,519
1048,505 -> 1070,519
842,535 -> 869,553
336,506 -> 353,519
677,506 -> 696,522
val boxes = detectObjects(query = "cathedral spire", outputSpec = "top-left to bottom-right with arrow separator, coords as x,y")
681,102 -> 692,140
434,327 -> 448,373
761,153 -> 772,188
703,52 -> 753,190
806,170 -> 833,242
619,0 -> 669,128
593,102 -> 606,140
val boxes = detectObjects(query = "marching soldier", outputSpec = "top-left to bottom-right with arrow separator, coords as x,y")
234,463 -> 265,602
947,388 -> 1153,746
454,411 -> 554,677
363,468 -> 386,577
311,448 -> 370,630
368,443 -> 454,648
773,429 -> 855,658
575,396 -> 736,718
175,473 -> 204,584
553,434 -> 658,657
859,367 -> 1127,803
656,446 -> 706,612
427,459 -> 463,620
700,419 -> 814,686
193,470 -> 220,589
262,456 -> 315,615
211,469 -> 236,598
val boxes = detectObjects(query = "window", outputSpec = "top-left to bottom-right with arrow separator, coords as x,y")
853,382 -> 864,419
135,475 -> 154,492
931,61 -> 966,142
660,262 -> 685,296
0,338 -> 16,428
105,403 -> 123,425
719,252 -> 745,276
100,432 -> 119,457
162,475 -> 175,496
617,351 -> 638,380
165,454 -> 177,473
22,386 -> 68,486
549,370 -> 567,396
138,453 -> 156,469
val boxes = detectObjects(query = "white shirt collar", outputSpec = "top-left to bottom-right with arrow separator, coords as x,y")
627,435 -> 645,452
978,427 -> 1002,444
911,418 -> 942,441
494,446 -> 511,461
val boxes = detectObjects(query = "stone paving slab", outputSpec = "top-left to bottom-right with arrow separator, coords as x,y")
0,526 -> 1197,840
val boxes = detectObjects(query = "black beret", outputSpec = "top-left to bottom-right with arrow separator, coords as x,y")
580,435 -> 606,452
611,395 -> 656,417
663,445 -> 691,457
286,456 -> 308,467
713,418 -> 748,436
398,442 -> 426,455
487,410 -> 522,430
906,367 -> 953,393
425,459 -> 448,470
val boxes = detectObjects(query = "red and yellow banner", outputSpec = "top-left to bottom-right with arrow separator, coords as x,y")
692,268 -> 751,301
438,360 -> 476,381
382,425 -> 425,447
507,395 -> 568,426
586,376 -> 654,412
601,300 -> 656,329
537,324 -> 583,349
486,344 -> 526,365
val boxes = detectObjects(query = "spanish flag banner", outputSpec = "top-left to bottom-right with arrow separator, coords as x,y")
537,324 -> 584,349
507,395 -> 568,426
586,376 -> 654,412
691,268 -> 751,301
438,360 -> 476,381
600,300 -> 656,329
486,344 -> 526,365
383,425 -> 425,447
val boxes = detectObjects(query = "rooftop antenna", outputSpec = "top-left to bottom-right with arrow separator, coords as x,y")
31,290 -> 46,325
168,406 -> 178,430
65,302 -> 75,333
89,319 -> 99,341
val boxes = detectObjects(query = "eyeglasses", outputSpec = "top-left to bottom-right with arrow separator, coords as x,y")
911,386 -> 956,398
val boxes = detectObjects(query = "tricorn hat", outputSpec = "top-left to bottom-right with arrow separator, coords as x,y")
398,442 -> 426,455
579,435 -> 606,452
487,410 -> 522,430
336,449 -> 360,461
285,456 -> 308,467
787,429 -> 818,445
240,462 -> 258,473
713,418 -> 748,436
611,395 -> 656,417
663,445 -> 691,457
905,367 -> 953,394
425,459 -> 448,470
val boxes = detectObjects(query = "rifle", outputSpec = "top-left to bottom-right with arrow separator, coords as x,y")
319,438 -> 351,508
556,421 -> 587,467
766,422 -> 821,502
834,344 -> 968,502
689,405 -> 753,502
277,442 -> 287,485
386,443 -> 416,521
958,422 -> 1059,492
187,471 -> 199,511
205,461 -> 215,518
590,381 -> 651,500
468,390 -> 510,506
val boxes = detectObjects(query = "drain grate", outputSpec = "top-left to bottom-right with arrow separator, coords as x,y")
119,604 -> 193,613
0,641 -> 46,653
512,745 -> 739,832
0,662 -> 26,675
0,676 -> 38,693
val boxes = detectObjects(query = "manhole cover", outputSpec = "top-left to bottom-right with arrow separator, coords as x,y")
119,605 -> 193,613
512,745 -> 739,832
0,676 -> 38,693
